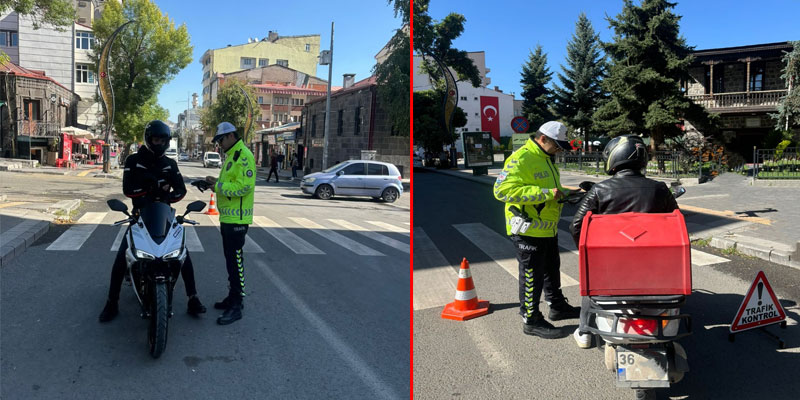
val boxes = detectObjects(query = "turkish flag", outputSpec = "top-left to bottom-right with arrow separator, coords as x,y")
480,96 -> 500,144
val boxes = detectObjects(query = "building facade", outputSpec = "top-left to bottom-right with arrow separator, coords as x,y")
685,41 -> 793,159
301,76 -> 410,177
200,32 -> 321,105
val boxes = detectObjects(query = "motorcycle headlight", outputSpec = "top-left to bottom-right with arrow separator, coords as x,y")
163,249 -> 182,259
134,249 -> 155,260
304,177 -> 316,184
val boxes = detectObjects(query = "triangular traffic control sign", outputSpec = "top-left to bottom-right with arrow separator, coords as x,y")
730,271 -> 786,332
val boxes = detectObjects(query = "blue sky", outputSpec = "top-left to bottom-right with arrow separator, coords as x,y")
154,0 -> 402,121
424,0 -> 800,99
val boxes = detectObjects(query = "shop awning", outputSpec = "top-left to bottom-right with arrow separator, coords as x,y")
61,126 -> 96,139
92,139 -> 105,145
74,137 -> 90,144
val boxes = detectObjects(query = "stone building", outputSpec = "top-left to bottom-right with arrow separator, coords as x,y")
685,41 -> 793,159
301,75 -> 410,177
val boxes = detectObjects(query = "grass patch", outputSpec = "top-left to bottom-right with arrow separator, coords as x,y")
691,238 -> 711,247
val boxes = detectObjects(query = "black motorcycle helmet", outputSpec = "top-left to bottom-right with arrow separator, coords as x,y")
603,135 -> 648,175
143,120 -> 171,158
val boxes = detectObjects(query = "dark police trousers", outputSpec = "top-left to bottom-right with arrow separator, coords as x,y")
512,235 -> 566,319
107,238 -> 199,302
221,223 -> 248,302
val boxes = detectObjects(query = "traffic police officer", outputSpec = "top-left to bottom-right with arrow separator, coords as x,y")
204,122 -> 256,325
493,121 -> 580,339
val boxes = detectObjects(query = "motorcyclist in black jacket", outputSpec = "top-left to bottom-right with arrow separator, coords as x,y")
99,120 -> 206,322
569,135 -> 679,348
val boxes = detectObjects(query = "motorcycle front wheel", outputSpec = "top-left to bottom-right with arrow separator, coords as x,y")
148,282 -> 169,358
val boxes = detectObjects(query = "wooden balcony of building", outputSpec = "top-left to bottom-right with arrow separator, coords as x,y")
686,89 -> 787,113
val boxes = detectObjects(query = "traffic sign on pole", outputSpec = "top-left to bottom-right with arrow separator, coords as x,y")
510,116 -> 529,133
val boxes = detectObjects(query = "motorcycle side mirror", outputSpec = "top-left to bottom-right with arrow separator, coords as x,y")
579,181 -> 595,192
671,186 -> 686,198
185,200 -> 207,214
107,199 -> 130,216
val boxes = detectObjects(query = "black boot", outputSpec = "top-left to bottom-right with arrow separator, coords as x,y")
217,301 -> 243,325
98,300 -> 119,323
548,298 -> 580,321
187,296 -> 207,315
522,312 -> 566,339
214,296 -> 244,310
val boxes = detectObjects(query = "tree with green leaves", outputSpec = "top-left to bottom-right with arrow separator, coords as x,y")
91,0 -> 191,153
593,0 -> 715,154
0,0 -> 75,30
520,44 -> 555,131
552,13 -> 606,142
772,40 -> 800,141
373,0 -> 410,137
412,0 -> 481,151
199,80 -> 258,145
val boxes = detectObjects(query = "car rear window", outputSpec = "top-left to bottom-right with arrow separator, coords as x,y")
367,163 -> 389,176
207,153 -> 220,159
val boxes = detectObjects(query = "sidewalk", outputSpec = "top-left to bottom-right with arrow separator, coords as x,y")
425,165 -> 800,270
0,163 -> 122,179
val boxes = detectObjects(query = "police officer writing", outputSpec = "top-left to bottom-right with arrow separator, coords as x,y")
569,135 -> 679,348
99,120 -> 206,322
204,122 -> 256,325
493,121 -> 580,339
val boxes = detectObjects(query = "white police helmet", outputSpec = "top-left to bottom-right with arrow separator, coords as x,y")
213,122 -> 237,143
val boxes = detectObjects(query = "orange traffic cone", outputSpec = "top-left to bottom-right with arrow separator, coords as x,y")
205,192 -> 220,215
441,258 -> 490,321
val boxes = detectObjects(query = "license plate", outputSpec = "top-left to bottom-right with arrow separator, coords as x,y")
616,349 -> 669,382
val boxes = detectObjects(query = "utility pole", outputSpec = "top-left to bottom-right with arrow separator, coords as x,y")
322,21 -> 334,170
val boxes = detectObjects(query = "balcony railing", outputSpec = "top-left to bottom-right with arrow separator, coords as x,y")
17,121 -> 63,137
686,89 -> 787,110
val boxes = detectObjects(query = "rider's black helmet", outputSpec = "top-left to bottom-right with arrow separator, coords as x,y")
603,135 -> 648,175
144,120 -> 171,158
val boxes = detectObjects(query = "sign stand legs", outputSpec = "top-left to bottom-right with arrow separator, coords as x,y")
728,321 -> 787,349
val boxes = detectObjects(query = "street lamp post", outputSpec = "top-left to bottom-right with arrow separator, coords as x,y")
321,21 -> 334,170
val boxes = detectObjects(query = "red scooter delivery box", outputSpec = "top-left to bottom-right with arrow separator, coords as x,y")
578,210 -> 692,296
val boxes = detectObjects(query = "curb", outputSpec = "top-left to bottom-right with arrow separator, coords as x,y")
0,220 -> 50,268
47,199 -> 82,215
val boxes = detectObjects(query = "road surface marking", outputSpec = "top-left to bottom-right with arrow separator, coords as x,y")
184,226 -> 204,252
253,216 -> 324,255
691,249 -> 729,266
464,319 -> 514,376
254,259 -> 401,400
110,225 -> 126,251
412,227 -> 458,310
365,220 -> 410,236
77,168 -> 100,177
289,217 -> 384,256
203,214 -> 264,253
0,219 -> 40,245
328,219 -> 409,254
46,212 -> 106,251
0,201 -> 28,209
452,223 -> 579,287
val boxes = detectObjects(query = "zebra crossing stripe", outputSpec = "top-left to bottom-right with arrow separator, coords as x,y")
289,217 -> 384,256
253,216 -> 324,255
365,221 -> 410,236
110,225 -> 126,251
184,226 -> 204,252
327,219 -> 409,254
413,227 -> 458,310
452,223 -> 579,287
203,214 -> 264,253
46,212 -> 106,251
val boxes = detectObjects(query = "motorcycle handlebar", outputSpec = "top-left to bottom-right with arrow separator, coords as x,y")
113,218 -> 133,226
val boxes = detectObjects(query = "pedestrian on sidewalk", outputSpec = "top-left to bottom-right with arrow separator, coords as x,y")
493,121 -> 580,339
99,120 -> 206,322
266,152 -> 279,183
568,135 -> 678,348
204,122 -> 257,325
291,155 -> 299,179
277,152 -> 285,170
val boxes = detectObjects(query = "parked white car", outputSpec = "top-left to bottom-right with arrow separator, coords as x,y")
203,152 -> 221,168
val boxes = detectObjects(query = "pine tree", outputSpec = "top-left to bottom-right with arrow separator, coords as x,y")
772,41 -> 800,140
593,0 -> 713,153
552,13 -> 606,142
520,45 -> 555,131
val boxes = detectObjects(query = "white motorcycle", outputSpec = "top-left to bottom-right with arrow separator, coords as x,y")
106,198 -> 206,358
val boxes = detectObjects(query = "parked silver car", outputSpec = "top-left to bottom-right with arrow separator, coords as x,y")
301,160 -> 403,203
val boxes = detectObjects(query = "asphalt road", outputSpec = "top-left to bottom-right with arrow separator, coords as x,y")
412,171 -> 800,400
1,162 -> 410,400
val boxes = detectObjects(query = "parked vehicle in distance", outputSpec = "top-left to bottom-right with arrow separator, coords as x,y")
203,152 -> 221,168
179,153 -> 189,162
165,148 -> 178,161
301,160 -> 403,203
